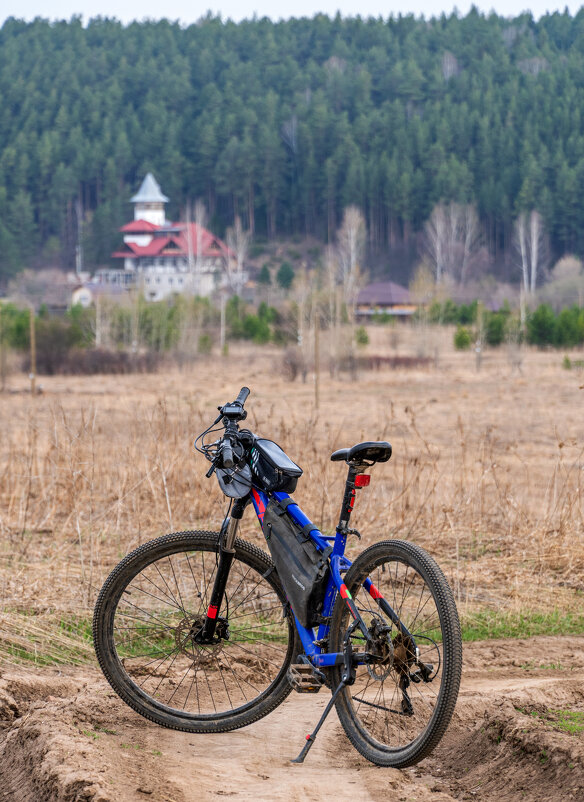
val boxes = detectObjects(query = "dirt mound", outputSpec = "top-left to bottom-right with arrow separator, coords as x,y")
1,637 -> 583,801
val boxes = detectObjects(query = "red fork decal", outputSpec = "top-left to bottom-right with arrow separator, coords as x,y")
251,488 -> 266,523
207,604 -> 218,619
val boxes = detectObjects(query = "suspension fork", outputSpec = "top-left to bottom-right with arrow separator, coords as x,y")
196,497 -> 247,643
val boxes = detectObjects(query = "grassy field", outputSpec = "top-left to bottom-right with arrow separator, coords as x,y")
1,324 -> 583,664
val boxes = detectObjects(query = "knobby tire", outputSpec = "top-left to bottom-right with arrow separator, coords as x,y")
93,531 -> 297,733
329,539 -> 462,768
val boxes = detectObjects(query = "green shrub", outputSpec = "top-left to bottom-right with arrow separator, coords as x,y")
554,307 -> 580,346
257,264 -> 271,285
242,314 -> 271,344
355,326 -> 369,347
527,304 -> 556,346
454,325 -> 472,350
276,261 -> 295,290
485,312 -> 506,346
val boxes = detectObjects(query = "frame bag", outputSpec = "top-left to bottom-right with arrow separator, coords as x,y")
262,499 -> 330,628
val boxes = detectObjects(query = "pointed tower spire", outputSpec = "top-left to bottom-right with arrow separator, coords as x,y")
130,173 -> 169,226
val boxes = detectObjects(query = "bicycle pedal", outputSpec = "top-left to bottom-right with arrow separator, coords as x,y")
288,663 -> 325,693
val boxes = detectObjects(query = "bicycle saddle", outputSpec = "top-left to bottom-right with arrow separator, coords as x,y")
330,441 -> 392,465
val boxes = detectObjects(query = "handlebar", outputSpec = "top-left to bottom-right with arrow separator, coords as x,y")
235,386 -> 250,406
219,387 -> 250,422
196,387 -> 253,471
222,440 -> 234,469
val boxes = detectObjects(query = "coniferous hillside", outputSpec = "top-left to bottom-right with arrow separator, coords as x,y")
1,10 -> 584,280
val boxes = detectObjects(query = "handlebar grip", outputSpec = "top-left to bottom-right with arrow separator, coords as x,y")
235,387 -> 250,406
222,442 -> 234,469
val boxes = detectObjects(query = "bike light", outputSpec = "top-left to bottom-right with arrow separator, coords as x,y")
355,474 -> 370,487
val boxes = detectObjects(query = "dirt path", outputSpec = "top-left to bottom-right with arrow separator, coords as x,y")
1,636 -> 583,802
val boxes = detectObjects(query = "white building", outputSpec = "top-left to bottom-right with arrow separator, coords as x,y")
94,173 -> 239,302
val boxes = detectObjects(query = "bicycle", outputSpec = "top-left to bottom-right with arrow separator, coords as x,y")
93,387 -> 462,767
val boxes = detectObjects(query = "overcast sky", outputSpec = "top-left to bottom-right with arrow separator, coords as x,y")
1,1 -> 582,26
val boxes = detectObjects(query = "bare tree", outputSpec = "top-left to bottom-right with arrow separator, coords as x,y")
538,255 -> 584,309
193,199 -> 207,296
293,263 -> 311,382
529,210 -> 545,294
324,246 -> 340,376
514,210 -> 547,295
460,205 -> 481,285
337,205 -> 366,307
425,204 -> 447,283
424,203 -> 481,285
409,263 -> 441,359
336,207 -> 366,379
226,215 -> 250,294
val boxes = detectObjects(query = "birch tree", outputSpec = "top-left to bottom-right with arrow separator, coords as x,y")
324,245 -> 340,376
337,205 -> 366,309
424,202 -> 481,284
425,204 -> 447,282
514,210 -> 547,295
336,206 -> 366,379
194,199 -> 207,295
226,215 -> 250,293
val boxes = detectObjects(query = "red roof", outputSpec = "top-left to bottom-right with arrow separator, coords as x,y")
119,219 -> 160,233
113,222 -> 233,261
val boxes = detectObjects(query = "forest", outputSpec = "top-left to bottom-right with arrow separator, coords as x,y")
2,9 -> 584,283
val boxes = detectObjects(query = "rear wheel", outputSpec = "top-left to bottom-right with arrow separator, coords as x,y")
329,540 -> 462,767
93,531 -> 297,732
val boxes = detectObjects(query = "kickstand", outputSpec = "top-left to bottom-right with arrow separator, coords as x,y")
292,624 -> 358,764
291,679 -> 347,764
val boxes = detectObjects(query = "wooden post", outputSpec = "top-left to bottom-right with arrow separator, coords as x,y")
29,305 -> 36,395
314,301 -> 320,410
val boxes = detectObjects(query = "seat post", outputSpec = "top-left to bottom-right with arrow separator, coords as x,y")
337,463 -> 361,533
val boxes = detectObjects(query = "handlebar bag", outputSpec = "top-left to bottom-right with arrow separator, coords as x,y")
262,498 -> 330,628
250,438 -> 303,493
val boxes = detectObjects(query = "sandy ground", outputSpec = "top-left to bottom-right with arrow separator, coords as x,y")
1,636 -> 583,802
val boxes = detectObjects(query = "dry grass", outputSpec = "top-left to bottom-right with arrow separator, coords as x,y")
1,327 -> 583,664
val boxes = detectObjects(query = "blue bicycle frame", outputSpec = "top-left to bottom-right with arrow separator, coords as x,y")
250,485 -> 417,669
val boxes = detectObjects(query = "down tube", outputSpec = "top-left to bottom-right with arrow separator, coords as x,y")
250,487 -> 341,662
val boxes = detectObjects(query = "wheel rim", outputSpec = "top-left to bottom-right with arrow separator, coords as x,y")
339,554 -> 447,752
107,543 -> 294,719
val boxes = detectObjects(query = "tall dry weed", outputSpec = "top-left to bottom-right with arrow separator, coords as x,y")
0,346 -> 583,662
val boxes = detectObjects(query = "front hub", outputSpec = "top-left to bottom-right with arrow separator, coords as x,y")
175,615 -> 229,656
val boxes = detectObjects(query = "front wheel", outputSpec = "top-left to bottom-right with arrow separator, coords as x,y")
329,540 -> 462,767
93,531 -> 297,732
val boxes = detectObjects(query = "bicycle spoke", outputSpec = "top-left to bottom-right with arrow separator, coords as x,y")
97,535 -> 295,726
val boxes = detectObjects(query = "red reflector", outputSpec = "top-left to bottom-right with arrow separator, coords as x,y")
355,474 -> 370,487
